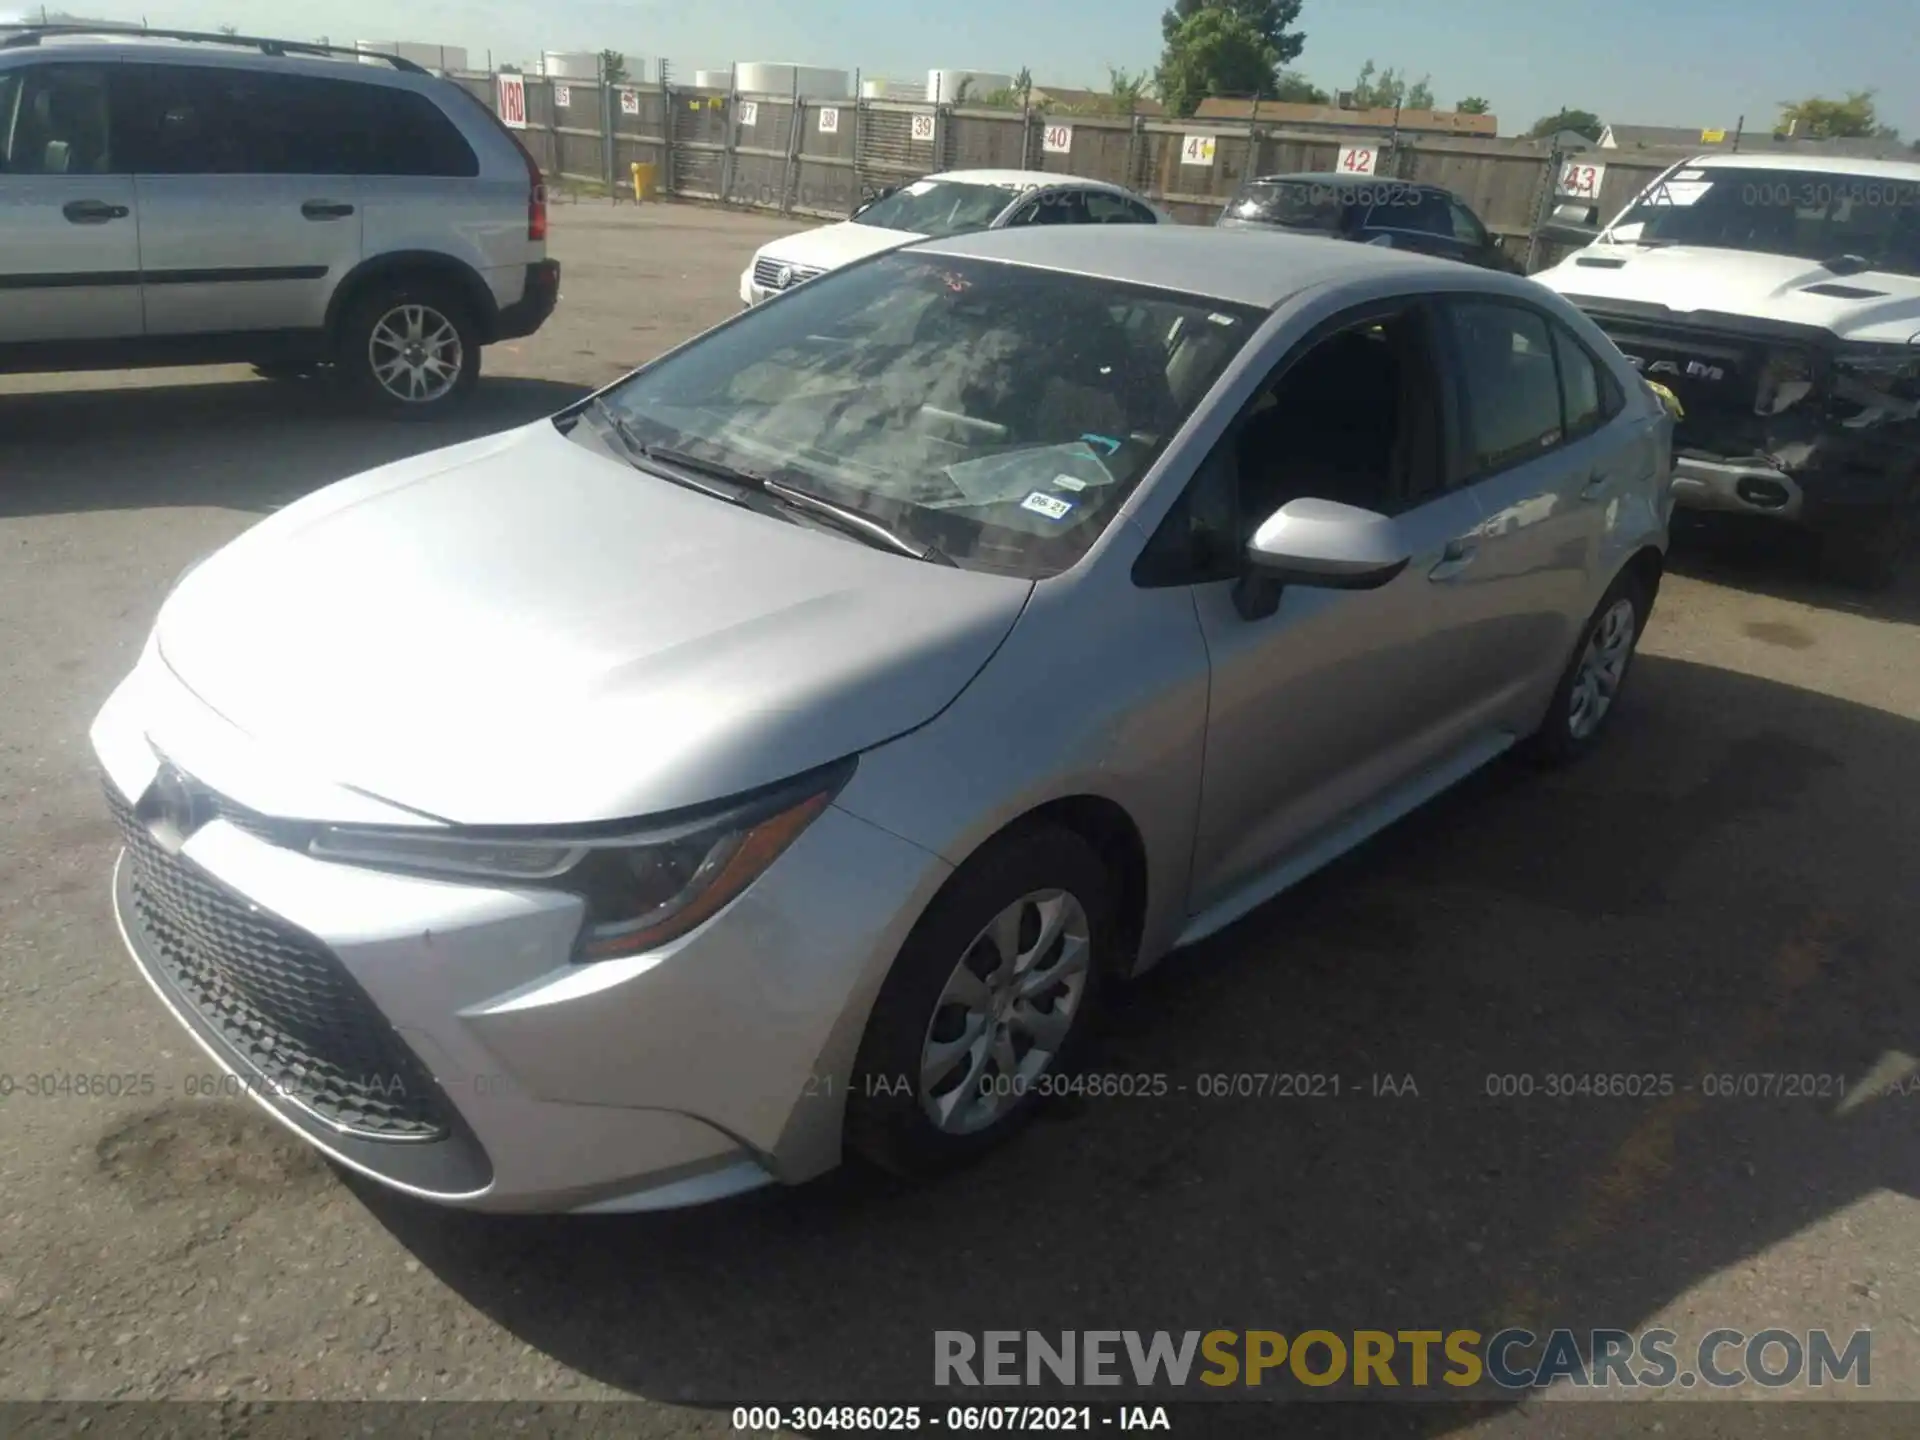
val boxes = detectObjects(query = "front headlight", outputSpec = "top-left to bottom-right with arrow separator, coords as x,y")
307,759 -> 852,960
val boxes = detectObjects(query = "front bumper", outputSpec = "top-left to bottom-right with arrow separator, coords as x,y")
1671,455 -> 1807,521
91,653 -> 950,1213
495,260 -> 561,341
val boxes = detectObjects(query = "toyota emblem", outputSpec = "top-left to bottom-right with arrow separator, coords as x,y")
775,263 -> 795,289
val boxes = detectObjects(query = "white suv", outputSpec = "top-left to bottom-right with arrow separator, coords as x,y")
0,25 -> 560,412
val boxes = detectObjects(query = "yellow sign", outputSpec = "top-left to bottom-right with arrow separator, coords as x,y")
1701,127 -> 1726,142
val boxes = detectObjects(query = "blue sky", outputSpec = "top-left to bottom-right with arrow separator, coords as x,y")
41,0 -> 1920,136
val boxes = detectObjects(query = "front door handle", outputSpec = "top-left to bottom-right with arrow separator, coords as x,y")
62,198 -> 129,224
1580,471 -> 1611,501
1428,538 -> 1477,582
301,200 -> 355,220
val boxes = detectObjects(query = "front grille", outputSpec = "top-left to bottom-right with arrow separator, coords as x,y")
107,783 -> 451,1142
751,256 -> 824,291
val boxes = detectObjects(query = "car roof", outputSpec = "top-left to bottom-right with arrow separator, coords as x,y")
0,30 -> 426,82
913,223 -> 1496,308
1661,152 -> 1920,180
923,168 -> 1132,194
1246,171 -> 1445,193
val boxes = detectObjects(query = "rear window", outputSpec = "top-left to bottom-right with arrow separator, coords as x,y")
1220,180 -> 1351,232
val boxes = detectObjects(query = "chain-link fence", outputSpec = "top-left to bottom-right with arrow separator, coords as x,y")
464,70 -> 1684,270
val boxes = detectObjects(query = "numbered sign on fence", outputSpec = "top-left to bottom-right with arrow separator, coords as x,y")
738,100 -> 758,127
1556,160 -> 1606,200
496,73 -> 527,130
620,88 -> 640,116
1180,134 -> 1216,166
1041,122 -> 1072,155
819,107 -> 841,134
910,112 -> 935,143
552,83 -> 570,110
1336,144 -> 1376,175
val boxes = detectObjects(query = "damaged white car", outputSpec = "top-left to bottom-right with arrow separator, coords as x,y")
1534,153 -> 1920,588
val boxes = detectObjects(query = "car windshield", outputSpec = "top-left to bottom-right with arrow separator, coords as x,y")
590,251 -> 1262,579
1606,167 -> 1920,276
1219,180 -> 1351,232
854,179 -> 1027,237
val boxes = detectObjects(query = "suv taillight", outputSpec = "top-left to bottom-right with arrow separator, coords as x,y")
516,141 -> 547,242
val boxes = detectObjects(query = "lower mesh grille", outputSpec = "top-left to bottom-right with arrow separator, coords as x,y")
108,782 -> 451,1142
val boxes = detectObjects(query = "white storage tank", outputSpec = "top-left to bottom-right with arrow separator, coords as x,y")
356,40 -> 469,73
693,69 -> 733,90
927,68 -> 1011,103
731,62 -> 850,99
861,77 -> 924,101
539,50 -> 603,80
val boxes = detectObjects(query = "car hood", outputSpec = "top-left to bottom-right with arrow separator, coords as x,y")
155,420 -> 1031,826
1536,244 -> 1920,345
757,220 -> 924,274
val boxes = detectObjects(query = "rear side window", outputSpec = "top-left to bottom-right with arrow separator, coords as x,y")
1368,188 -> 1452,236
1551,322 -> 1606,439
1085,191 -> 1156,224
1446,300 -> 1566,473
113,64 -> 477,177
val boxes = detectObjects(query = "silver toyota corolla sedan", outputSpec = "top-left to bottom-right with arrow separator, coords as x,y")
93,226 -> 1673,1214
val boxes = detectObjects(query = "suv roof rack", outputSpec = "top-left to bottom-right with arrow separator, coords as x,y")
0,25 -> 432,74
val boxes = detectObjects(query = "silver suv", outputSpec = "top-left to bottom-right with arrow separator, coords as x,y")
0,26 -> 559,412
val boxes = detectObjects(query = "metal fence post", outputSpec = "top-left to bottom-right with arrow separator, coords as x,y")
662,77 -> 677,197
719,62 -> 740,205
1522,144 -> 1562,273
850,75 -> 865,214
780,70 -> 800,214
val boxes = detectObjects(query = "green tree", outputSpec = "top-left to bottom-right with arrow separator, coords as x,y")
1346,60 -> 1432,110
1456,95 -> 1490,114
1528,107 -> 1603,141
215,22 -> 237,34
1105,66 -> 1151,113
599,49 -> 629,86
1160,0 -> 1306,66
1156,6 -> 1281,117
1272,70 -> 1328,103
1777,91 -> 1878,138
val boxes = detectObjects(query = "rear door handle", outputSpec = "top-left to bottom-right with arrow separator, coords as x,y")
62,198 -> 128,224
1428,538 -> 1477,582
301,200 -> 355,220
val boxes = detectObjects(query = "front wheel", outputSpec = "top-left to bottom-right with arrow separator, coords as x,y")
336,283 -> 481,416
845,826 -> 1115,1180
1523,569 -> 1651,765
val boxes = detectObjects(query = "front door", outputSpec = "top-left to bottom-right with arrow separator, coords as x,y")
1181,300 -> 1499,917
116,62 -> 363,337
0,62 -> 142,343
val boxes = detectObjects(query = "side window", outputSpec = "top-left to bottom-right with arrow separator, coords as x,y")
1029,190 -> 1091,226
361,88 -> 480,178
1137,304 -> 1450,586
4,64 -> 115,175
1371,188 -> 1450,236
1550,321 -> 1606,439
1084,191 -> 1153,225
1448,199 -> 1489,248
1446,300 -> 1566,473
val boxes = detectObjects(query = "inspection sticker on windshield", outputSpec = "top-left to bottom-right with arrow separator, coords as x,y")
1022,491 -> 1075,520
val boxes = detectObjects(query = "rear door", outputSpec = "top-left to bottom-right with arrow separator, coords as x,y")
0,61 -> 142,342
119,61 -> 364,337
1434,296 -> 1616,719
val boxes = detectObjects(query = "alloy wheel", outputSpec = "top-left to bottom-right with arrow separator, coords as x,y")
367,303 -> 464,404
1568,596 -> 1637,740
918,889 -> 1092,1135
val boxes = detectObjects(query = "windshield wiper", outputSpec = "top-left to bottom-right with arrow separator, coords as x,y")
634,442 -> 953,565
585,399 -> 745,505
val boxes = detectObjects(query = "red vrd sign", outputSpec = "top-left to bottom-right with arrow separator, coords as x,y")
497,73 -> 528,130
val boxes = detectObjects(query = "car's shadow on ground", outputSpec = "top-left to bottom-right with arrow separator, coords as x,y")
0,374 -> 591,518
353,651 -> 1920,1427
1666,513 -> 1920,627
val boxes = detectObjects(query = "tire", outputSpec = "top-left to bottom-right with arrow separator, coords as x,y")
1817,498 -> 1916,592
335,281 -> 481,417
1522,568 -> 1652,766
845,825 -> 1116,1180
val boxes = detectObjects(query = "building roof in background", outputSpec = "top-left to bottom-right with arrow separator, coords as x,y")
1029,84 -> 1163,116
1600,122 -> 1913,158
1190,99 -> 1498,135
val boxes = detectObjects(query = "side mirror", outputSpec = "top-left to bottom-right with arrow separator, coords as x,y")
1232,498 -> 1412,620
